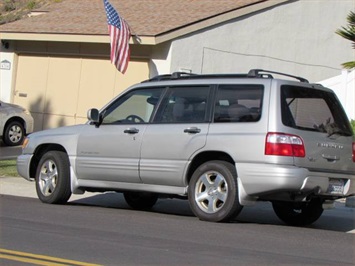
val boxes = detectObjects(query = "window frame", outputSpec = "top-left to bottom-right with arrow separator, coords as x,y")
213,84 -> 264,123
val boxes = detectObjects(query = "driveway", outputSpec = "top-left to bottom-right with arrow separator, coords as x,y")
0,141 -> 22,160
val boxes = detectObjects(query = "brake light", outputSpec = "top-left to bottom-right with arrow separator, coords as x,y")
265,133 -> 305,157
352,142 -> 355,162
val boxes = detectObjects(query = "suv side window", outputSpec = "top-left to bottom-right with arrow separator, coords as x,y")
101,88 -> 163,124
155,86 -> 210,123
281,85 -> 352,136
214,85 -> 263,122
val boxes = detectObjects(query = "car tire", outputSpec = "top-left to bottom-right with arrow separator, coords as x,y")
35,151 -> 72,204
272,198 -> 324,226
188,160 -> 243,222
3,120 -> 25,146
124,192 -> 158,210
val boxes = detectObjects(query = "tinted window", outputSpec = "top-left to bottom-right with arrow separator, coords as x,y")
214,85 -> 263,122
281,85 -> 352,136
102,88 -> 163,124
155,86 -> 210,123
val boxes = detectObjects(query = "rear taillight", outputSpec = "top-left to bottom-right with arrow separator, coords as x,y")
352,142 -> 355,162
265,133 -> 305,157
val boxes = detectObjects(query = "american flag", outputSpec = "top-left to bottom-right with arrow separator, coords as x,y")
103,0 -> 131,74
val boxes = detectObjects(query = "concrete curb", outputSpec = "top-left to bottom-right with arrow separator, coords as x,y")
1,156 -> 18,160
346,196 -> 355,208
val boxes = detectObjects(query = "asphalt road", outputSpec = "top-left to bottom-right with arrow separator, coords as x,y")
0,193 -> 354,266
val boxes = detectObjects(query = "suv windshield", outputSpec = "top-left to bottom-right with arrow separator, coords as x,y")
281,85 -> 352,136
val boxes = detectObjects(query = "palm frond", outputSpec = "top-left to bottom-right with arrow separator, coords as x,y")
342,61 -> 355,69
347,11 -> 355,26
336,10 -> 355,70
336,26 -> 355,42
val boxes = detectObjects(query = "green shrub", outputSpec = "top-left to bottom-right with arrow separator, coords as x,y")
27,1 -> 37,10
351,120 -> 355,134
4,0 -> 16,12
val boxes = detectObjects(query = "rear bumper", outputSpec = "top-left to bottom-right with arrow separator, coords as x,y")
17,154 -> 33,181
236,163 -> 355,198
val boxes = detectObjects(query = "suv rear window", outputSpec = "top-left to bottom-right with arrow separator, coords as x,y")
214,85 -> 263,123
281,85 -> 352,136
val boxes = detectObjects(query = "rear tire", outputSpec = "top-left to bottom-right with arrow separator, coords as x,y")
3,120 -> 25,146
35,151 -> 72,204
188,160 -> 243,222
272,198 -> 324,226
124,192 -> 158,210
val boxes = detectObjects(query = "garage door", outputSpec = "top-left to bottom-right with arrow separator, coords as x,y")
14,54 -> 149,131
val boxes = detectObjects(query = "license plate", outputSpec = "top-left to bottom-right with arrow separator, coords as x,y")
327,179 -> 344,194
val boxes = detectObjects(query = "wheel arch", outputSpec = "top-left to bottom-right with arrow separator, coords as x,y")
3,117 -> 26,135
29,144 -> 68,179
186,151 -> 235,184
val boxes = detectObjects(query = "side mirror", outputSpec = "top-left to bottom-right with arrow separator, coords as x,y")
87,108 -> 100,127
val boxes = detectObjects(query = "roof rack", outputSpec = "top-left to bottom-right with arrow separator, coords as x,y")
143,72 -> 198,82
143,72 -> 249,82
144,69 -> 309,83
247,69 -> 309,83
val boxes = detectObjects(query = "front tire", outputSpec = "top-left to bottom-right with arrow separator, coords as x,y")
272,198 -> 324,226
188,161 -> 243,222
35,151 -> 72,204
3,120 -> 25,146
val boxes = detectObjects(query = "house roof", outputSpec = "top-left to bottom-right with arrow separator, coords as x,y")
0,0 -> 289,45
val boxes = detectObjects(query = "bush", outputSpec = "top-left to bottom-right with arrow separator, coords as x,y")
4,0 -> 16,12
351,120 -> 355,134
27,0 -> 36,10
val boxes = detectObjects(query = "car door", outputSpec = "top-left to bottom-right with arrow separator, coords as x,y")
76,87 -> 164,183
139,85 -> 212,187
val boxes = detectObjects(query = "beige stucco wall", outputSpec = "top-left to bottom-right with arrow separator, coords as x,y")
5,41 -> 149,131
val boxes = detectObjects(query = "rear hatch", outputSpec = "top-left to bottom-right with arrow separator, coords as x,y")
280,84 -> 355,174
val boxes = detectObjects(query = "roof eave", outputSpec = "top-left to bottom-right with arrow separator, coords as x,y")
155,0 -> 290,44
0,32 -> 157,45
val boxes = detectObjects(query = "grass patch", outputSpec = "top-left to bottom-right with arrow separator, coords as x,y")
27,0 -> 37,10
0,160 -> 19,177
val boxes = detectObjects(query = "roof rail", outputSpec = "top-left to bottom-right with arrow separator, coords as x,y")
143,72 -> 197,82
144,72 -> 250,82
144,69 -> 309,83
247,69 -> 309,83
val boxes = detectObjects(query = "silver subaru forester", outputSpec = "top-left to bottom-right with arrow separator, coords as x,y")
17,69 -> 355,226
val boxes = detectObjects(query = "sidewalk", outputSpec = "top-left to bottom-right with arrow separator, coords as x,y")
0,176 -> 99,201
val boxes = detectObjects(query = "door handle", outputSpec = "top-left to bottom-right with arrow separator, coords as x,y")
124,127 -> 139,134
184,127 -> 201,134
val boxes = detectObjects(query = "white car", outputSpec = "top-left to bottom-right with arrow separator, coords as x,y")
0,101 -> 34,146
